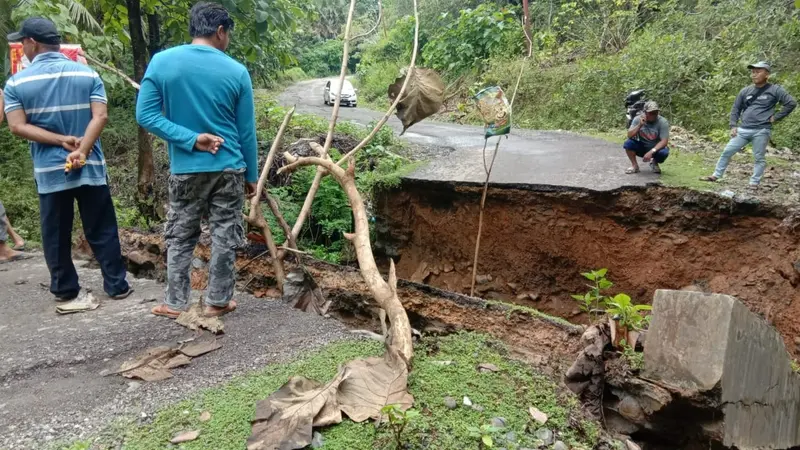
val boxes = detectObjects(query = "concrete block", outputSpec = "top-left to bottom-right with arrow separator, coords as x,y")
644,290 -> 800,449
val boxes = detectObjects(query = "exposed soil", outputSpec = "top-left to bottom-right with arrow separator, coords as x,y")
375,181 -> 800,356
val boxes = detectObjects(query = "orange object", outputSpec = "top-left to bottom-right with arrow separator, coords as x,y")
9,43 -> 87,75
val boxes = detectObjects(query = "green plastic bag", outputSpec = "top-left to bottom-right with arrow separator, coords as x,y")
474,86 -> 511,139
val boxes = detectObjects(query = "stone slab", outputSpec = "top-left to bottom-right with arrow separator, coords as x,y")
644,289 -> 800,449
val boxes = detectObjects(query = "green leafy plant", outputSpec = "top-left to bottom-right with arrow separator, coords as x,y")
792,359 -> 800,374
381,404 -> 420,450
605,293 -> 652,331
620,339 -> 644,371
467,424 -> 502,448
571,268 -> 614,319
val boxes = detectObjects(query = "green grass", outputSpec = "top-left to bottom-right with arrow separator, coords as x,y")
65,333 -> 598,450
659,150 -> 717,191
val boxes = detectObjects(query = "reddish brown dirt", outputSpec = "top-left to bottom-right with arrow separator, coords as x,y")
376,182 -> 800,356
115,230 -> 584,368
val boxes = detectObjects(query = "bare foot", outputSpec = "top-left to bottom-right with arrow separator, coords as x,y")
0,245 -> 21,262
151,304 -> 183,318
204,300 -> 238,317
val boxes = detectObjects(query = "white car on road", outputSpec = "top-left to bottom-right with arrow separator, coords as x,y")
323,79 -> 358,107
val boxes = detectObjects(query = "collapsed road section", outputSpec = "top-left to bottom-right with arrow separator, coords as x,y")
375,181 -> 800,356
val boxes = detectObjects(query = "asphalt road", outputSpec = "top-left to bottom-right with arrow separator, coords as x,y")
0,255 -> 351,449
278,78 -> 658,191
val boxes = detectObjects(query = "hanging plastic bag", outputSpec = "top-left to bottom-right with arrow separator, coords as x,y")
474,86 -> 511,139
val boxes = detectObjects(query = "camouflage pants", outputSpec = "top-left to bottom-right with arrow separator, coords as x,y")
165,170 -> 245,310
0,201 -> 7,243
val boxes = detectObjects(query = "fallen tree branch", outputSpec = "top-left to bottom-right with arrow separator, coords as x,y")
84,54 -> 140,90
243,107 -> 295,289
349,0 -> 382,42
279,156 -> 414,362
287,0 -> 358,247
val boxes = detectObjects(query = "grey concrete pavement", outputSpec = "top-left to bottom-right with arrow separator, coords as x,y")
0,254 -> 351,449
278,78 -> 661,192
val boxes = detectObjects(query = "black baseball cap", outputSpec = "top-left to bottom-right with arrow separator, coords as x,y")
7,17 -> 61,45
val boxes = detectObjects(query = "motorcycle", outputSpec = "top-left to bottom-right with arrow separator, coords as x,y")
624,89 -> 647,128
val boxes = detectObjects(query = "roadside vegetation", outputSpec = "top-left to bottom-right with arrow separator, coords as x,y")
62,333 -> 599,450
356,0 -> 800,149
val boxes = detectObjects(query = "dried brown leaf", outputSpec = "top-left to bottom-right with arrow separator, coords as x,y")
180,333 -> 223,357
337,345 -> 414,422
388,68 -> 445,134
170,430 -> 200,444
247,374 -> 344,450
176,303 -> 225,334
164,354 -> 192,369
118,346 -> 178,381
123,365 -> 173,382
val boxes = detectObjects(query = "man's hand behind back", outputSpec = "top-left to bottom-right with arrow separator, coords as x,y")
245,182 -> 258,199
195,133 -> 224,154
61,136 -> 82,152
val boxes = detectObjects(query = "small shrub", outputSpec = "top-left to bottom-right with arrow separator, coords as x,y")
605,293 -> 652,331
571,268 -> 614,319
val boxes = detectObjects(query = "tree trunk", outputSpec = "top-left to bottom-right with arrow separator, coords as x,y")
522,0 -> 532,55
126,0 -> 156,218
147,13 -> 162,58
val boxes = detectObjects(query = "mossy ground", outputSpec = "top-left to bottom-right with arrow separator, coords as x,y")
62,332 -> 598,450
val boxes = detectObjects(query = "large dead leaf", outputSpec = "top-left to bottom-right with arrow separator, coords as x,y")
118,346 -> 178,381
283,268 -> 330,316
337,346 -> 414,422
180,333 -> 223,357
176,303 -> 225,334
247,374 -> 345,450
388,68 -> 445,134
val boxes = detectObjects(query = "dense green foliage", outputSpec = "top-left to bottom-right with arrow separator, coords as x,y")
359,0 -> 800,149
256,99 -> 416,263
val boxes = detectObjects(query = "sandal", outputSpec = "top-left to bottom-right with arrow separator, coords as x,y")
204,300 -> 238,317
650,162 -> 662,174
151,304 -> 183,319
625,167 -> 640,174
0,253 -> 34,265
699,176 -> 718,182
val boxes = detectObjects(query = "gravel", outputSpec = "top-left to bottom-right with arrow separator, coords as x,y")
0,255 -> 352,449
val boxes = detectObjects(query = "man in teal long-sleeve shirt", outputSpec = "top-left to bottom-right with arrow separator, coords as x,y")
136,2 -> 258,319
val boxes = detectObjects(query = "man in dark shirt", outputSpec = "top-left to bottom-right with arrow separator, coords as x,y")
623,101 -> 670,174
701,61 -> 796,189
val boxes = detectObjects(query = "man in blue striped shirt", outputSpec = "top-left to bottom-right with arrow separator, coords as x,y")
4,17 -> 132,301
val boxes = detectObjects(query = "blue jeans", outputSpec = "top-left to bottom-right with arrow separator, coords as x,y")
39,185 -> 129,300
623,139 -> 670,163
712,128 -> 770,185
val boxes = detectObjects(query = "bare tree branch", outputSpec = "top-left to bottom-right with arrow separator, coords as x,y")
287,0 -> 358,246
335,0 -> 421,167
84,53 -> 141,90
243,107 -> 295,289
349,0 -> 383,42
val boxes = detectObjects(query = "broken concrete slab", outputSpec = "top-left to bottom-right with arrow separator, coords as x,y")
644,289 -> 800,449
